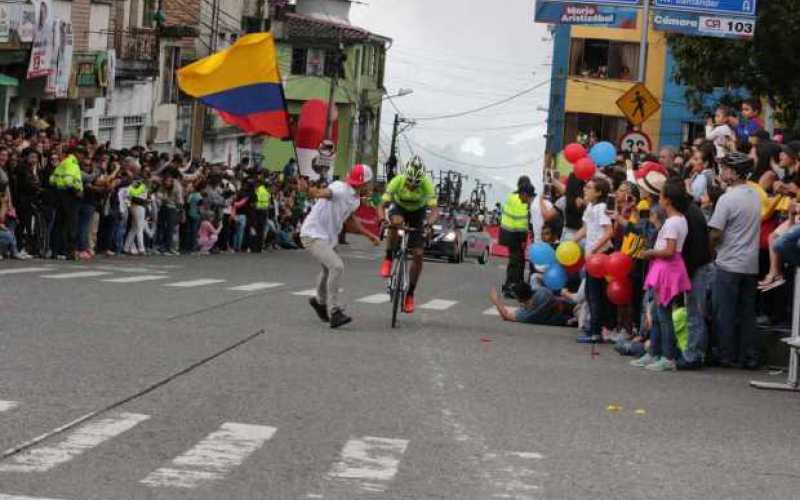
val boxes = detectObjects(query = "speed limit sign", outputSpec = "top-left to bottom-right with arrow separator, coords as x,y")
619,131 -> 652,155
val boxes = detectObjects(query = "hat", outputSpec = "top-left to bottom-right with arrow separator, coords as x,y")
634,161 -> 668,180
637,171 -> 667,197
780,144 -> 798,161
346,164 -> 373,187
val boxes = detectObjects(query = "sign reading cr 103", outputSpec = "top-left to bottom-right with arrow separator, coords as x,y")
653,10 -> 756,39
654,0 -> 757,17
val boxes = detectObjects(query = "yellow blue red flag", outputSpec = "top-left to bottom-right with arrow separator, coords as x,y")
177,33 -> 290,138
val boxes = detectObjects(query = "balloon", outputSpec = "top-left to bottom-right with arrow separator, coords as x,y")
606,251 -> 634,281
543,265 -> 568,291
586,253 -> 609,279
564,143 -> 587,164
565,258 -> 584,275
573,157 -> 596,181
590,141 -> 617,167
528,242 -> 556,267
607,279 -> 633,306
556,241 -> 582,266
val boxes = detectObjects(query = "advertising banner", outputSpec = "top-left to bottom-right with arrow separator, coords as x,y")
654,0 -> 756,17
653,10 -> 755,39
534,1 -> 639,28
27,0 -> 55,78
53,21 -> 73,97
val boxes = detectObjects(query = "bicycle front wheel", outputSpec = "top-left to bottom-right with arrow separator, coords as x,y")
391,258 -> 404,328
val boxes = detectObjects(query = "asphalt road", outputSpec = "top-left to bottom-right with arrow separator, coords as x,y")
1,241 -> 799,500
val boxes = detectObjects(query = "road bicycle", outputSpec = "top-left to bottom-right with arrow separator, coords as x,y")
386,226 -> 415,329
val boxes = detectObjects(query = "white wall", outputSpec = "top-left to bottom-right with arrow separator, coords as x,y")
88,3 -> 110,51
83,81 -> 155,148
53,0 -> 71,24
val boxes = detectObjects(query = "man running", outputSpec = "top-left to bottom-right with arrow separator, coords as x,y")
378,156 -> 439,313
301,164 -> 381,329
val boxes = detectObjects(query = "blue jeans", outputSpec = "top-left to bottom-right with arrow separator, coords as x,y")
77,202 -> 96,252
684,263 -> 711,364
0,228 -> 19,256
113,212 -> 127,254
649,300 -> 677,360
233,214 -> 247,251
712,268 -> 759,365
157,206 -> 179,252
774,223 -> 800,267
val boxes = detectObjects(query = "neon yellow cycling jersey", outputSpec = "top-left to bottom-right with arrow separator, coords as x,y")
382,174 -> 437,212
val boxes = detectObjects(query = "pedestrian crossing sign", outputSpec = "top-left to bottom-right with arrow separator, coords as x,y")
616,83 -> 661,126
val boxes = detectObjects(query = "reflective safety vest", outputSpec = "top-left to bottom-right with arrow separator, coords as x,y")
255,185 -> 271,209
128,181 -> 148,202
49,155 -> 83,192
500,193 -> 529,233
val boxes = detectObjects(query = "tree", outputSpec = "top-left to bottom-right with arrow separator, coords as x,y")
667,1 -> 800,137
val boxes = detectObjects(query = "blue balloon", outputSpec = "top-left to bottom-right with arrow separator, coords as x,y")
528,242 -> 556,267
543,264 -> 568,291
590,141 -> 617,167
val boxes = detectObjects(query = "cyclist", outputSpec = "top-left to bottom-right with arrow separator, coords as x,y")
378,156 -> 439,313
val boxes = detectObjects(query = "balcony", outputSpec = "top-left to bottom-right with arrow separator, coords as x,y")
112,28 -> 159,80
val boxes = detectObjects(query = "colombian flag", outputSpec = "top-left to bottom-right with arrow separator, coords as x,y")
177,33 -> 290,138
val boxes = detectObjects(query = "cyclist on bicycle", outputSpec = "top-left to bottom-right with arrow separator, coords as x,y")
378,156 -> 439,313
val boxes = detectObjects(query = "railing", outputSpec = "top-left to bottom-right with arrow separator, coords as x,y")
112,28 -> 158,62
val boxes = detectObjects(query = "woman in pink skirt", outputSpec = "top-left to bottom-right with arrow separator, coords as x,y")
197,214 -> 221,254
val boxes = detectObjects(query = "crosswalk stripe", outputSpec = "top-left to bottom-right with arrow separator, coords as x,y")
101,275 -> 169,284
0,401 -> 19,413
0,494 -> 68,500
0,267 -> 52,276
92,266 -> 167,274
419,299 -> 458,310
326,436 -> 409,493
140,422 -> 277,488
0,412 -> 150,473
227,282 -> 284,292
164,279 -> 225,288
357,294 -> 390,304
40,271 -> 110,280
292,289 -> 318,296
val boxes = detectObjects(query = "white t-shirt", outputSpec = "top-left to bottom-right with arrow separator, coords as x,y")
529,194 -> 554,243
300,181 -> 360,245
655,215 -> 688,252
705,123 -> 735,159
582,202 -> 611,256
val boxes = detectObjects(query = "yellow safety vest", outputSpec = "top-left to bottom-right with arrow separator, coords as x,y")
500,193 -> 529,233
49,155 -> 83,192
129,181 -> 148,201
255,185 -> 271,209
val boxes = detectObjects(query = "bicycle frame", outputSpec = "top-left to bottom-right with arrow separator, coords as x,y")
387,227 -> 412,328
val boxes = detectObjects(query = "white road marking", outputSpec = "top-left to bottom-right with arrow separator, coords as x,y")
101,275 -> 169,284
419,299 -> 458,310
227,282 -> 284,292
164,279 -> 225,288
0,494 -> 68,500
292,289 -> 318,296
0,412 -> 150,472
91,266 -> 167,274
0,267 -> 52,276
140,422 -> 277,488
0,401 -> 19,412
40,271 -> 110,280
357,294 -> 390,304
327,436 -> 409,493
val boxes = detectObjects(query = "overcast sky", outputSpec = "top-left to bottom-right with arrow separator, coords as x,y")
350,0 -> 553,204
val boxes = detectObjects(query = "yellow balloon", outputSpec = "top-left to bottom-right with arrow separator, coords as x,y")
556,241 -> 581,266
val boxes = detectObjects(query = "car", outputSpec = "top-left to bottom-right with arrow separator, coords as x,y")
425,212 -> 491,264
463,217 -> 492,265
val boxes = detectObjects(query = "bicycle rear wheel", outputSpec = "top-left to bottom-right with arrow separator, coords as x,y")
391,257 -> 404,328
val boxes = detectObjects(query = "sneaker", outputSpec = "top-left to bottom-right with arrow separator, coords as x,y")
380,258 -> 393,278
645,358 -> 677,372
12,252 -> 31,260
329,308 -> 352,329
309,297 -> 329,322
403,295 -> 415,314
630,353 -> 657,367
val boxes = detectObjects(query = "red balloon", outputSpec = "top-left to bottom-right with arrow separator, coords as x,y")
573,157 -> 597,181
607,279 -> 633,306
606,251 -> 633,281
586,253 -> 609,279
564,258 -> 584,275
564,143 -> 588,164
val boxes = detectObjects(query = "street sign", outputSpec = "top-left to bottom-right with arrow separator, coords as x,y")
653,10 -> 755,39
619,130 -> 652,154
534,1 -> 639,28
616,83 -> 661,126
546,0 -> 642,4
654,0 -> 756,17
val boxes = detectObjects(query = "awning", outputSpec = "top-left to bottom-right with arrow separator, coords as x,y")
0,74 -> 19,87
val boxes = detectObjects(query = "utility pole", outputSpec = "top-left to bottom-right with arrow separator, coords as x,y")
190,0 -> 219,159
637,0 -> 650,83
386,113 -> 399,180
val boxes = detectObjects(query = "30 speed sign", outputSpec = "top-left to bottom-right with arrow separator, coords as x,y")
619,131 -> 652,154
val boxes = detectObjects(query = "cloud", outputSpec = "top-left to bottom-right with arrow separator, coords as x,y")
507,126 -> 546,146
460,136 -> 486,157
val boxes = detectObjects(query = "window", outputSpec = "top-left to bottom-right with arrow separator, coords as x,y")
323,50 -> 340,78
83,117 -> 92,132
569,39 -> 639,81
564,113 -> 628,147
122,115 -> 145,148
142,0 -> 155,28
98,117 -> 116,146
306,48 -> 325,76
291,47 -> 307,75
162,46 -> 181,104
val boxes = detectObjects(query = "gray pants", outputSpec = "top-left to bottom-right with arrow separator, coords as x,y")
302,237 -> 344,314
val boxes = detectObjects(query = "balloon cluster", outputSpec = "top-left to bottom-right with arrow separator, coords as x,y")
528,241 -> 583,291
561,141 -> 617,182
585,251 -> 635,305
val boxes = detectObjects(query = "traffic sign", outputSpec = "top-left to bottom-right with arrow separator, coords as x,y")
654,0 -> 756,17
616,83 -> 661,126
619,130 -> 652,154
547,0 -> 641,4
654,10 -> 755,39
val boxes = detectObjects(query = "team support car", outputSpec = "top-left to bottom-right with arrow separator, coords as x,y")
425,212 -> 492,264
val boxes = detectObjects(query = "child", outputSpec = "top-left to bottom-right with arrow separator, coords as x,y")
197,214 -> 221,254
733,98 -> 764,148
572,176 -> 613,343
705,106 -> 737,160
631,181 -> 692,372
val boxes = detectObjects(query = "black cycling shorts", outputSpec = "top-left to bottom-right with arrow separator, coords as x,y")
387,203 -> 427,249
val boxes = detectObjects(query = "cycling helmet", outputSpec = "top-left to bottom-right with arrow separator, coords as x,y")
721,152 -> 754,179
404,156 -> 426,185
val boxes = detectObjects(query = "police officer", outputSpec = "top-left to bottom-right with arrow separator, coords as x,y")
50,146 -> 86,259
252,174 -> 271,253
500,176 -> 536,298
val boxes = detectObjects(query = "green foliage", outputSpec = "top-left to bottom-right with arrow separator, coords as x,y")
667,0 -> 800,136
